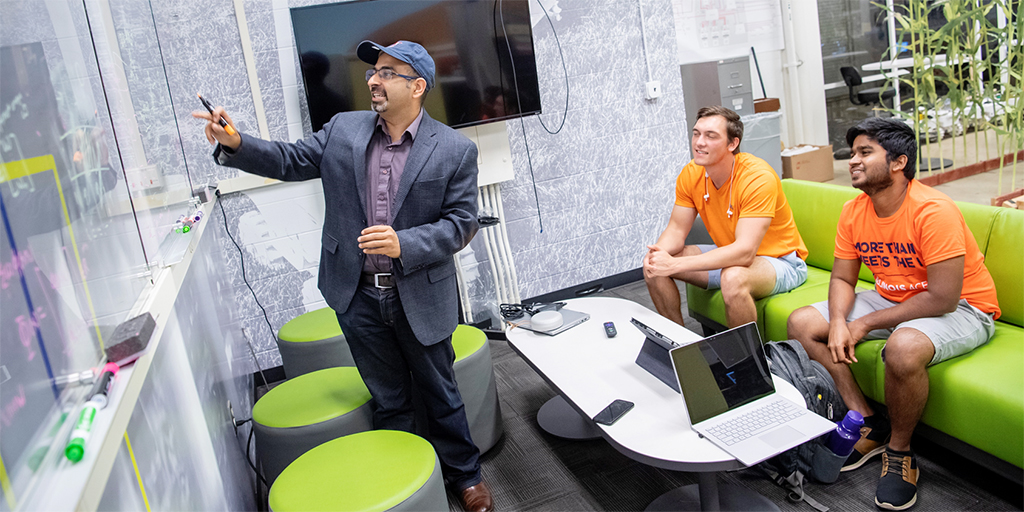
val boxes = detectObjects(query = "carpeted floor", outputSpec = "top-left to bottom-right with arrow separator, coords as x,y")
453,280 -> 1022,511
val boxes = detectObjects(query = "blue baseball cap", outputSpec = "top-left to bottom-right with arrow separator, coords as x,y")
357,40 -> 435,91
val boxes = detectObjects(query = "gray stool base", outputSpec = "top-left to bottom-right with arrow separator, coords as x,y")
388,456 -> 447,512
454,339 -> 504,453
255,400 -> 372,484
277,333 -> 354,379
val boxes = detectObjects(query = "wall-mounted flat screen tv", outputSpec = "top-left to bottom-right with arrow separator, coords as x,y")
291,0 -> 542,131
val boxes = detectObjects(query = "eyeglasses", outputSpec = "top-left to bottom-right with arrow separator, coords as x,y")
365,68 -> 420,82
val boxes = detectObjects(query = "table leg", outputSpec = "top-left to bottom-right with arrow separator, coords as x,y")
536,396 -> 601,440
644,472 -> 781,511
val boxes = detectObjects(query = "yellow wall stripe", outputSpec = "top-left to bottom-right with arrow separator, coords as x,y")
0,155 -> 57,183
123,433 -> 151,512
0,453 -> 16,510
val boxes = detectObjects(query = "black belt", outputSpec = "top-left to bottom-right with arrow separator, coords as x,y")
361,272 -> 395,289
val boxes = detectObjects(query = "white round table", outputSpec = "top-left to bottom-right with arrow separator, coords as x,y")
507,297 -> 807,511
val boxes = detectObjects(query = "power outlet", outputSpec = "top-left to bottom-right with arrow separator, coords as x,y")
645,80 -> 662,100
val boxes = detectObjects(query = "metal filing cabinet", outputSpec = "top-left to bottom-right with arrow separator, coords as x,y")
680,56 -> 755,130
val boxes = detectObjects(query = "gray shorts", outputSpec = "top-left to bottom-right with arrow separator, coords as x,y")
697,244 -> 808,295
810,290 -> 996,365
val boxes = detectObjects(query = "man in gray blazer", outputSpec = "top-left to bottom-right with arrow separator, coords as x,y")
194,40 -> 492,511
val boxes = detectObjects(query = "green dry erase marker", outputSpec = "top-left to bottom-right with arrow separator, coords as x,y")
65,398 -> 100,462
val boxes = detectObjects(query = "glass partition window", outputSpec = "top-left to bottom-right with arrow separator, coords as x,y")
1,1 -> 193,508
819,0 -> 894,148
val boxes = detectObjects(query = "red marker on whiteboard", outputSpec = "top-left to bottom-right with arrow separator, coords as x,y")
89,362 -> 119,409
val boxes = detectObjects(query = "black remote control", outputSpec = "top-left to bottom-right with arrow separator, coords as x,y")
603,322 -> 617,338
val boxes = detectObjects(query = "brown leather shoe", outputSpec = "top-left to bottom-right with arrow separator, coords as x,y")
460,482 -> 493,512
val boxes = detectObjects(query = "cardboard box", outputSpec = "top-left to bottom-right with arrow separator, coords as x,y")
754,97 -> 781,113
782,144 -> 834,182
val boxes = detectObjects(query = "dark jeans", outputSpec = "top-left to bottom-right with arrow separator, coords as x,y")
336,284 -> 482,490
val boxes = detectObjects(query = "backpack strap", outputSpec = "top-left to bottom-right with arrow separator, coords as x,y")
759,467 -> 830,512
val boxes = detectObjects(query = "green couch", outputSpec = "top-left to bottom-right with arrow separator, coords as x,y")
686,179 -> 1023,477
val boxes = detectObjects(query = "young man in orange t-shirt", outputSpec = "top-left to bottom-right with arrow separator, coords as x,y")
645,106 -> 808,328
787,118 -> 1000,511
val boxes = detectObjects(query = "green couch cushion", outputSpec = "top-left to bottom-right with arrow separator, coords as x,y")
760,268 -> 873,341
253,367 -> 371,428
453,324 -> 486,363
278,307 -> 342,342
918,322 -> 1024,468
955,201 -> 998,255
269,430 -> 436,512
782,180 -> 876,283
984,208 -> 1023,326
782,180 -> 859,270
760,269 -> 830,343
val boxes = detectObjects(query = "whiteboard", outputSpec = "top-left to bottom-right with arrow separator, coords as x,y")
672,0 -> 785,65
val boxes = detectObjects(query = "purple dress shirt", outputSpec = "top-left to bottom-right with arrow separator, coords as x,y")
363,109 -> 424,273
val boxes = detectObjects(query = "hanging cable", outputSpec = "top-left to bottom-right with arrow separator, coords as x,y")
500,0 -> 569,135
217,190 -> 271,389
497,0 -> 570,232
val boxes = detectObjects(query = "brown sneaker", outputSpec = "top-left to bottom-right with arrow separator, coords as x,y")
875,449 -> 919,510
460,481 -> 494,512
841,416 -> 891,472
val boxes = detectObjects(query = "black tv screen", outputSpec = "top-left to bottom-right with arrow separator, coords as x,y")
291,0 -> 542,131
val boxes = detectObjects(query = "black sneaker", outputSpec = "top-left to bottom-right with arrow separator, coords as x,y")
875,449 -> 919,510
842,415 -> 891,472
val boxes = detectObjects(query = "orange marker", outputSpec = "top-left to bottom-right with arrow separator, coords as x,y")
197,93 -> 236,135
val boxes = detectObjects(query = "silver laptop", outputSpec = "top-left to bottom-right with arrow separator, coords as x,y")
507,308 -> 590,336
669,322 -> 835,466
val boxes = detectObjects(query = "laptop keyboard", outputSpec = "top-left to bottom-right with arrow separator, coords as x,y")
706,399 -> 805,446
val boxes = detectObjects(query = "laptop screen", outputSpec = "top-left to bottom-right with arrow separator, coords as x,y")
670,323 -> 775,424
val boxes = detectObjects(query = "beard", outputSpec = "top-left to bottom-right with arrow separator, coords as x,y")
853,166 -> 894,195
370,86 -> 388,113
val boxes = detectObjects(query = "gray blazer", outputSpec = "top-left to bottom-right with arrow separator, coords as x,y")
215,110 -> 479,345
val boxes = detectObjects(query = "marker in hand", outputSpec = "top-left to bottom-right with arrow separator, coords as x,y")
197,93 -> 236,135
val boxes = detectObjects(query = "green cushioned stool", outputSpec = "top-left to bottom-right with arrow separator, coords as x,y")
452,324 -> 503,454
253,367 -> 373,484
277,307 -> 354,378
269,430 -> 447,512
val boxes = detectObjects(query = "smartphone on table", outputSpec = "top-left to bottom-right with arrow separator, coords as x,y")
592,399 -> 634,426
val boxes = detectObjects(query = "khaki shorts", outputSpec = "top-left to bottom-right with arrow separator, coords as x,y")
810,290 -> 995,365
697,245 -> 808,295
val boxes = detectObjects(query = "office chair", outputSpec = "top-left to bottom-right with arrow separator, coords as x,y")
840,66 -> 895,112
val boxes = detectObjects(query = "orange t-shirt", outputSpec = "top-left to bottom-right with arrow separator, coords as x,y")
834,180 -> 1000,318
675,153 -> 807,260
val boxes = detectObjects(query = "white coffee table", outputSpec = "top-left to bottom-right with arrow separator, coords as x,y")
507,297 -> 807,511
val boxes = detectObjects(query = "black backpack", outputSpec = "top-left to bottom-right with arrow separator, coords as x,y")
759,339 -> 851,512
766,339 -> 848,423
